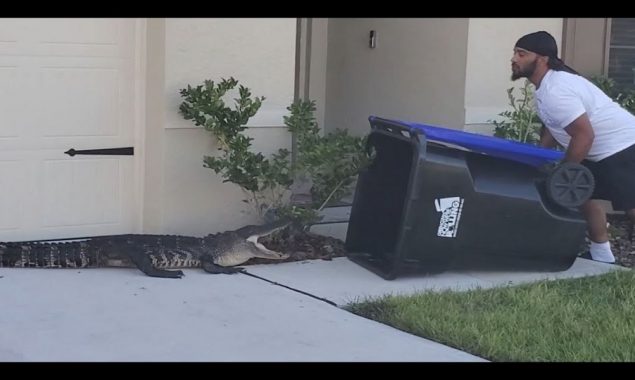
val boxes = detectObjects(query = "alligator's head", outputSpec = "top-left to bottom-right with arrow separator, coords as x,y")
205,219 -> 292,267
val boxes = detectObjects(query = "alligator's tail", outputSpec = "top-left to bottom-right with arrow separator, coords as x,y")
0,240 -> 99,268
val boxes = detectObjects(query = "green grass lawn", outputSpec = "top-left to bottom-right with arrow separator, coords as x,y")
346,269 -> 635,362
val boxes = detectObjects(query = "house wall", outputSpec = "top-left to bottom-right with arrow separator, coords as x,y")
323,18 -> 470,136
307,18 -> 329,130
143,18 -> 296,236
143,19 -> 166,234
463,18 -> 564,134
142,18 -> 567,236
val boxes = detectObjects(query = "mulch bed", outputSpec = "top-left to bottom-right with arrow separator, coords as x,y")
244,227 -> 347,266
603,213 -> 634,268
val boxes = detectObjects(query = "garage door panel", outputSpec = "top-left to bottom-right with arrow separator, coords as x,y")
34,19 -> 120,46
0,160 -> 27,231
0,18 -> 132,58
0,18 -> 138,242
0,66 -> 22,138
38,67 -> 119,137
0,19 -> 27,43
41,158 -> 121,227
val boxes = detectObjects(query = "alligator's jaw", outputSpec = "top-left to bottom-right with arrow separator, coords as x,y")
247,219 -> 291,260
212,219 -> 292,267
246,235 -> 290,260
213,241 -> 289,266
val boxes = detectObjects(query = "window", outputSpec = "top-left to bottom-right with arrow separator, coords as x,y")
608,18 -> 635,90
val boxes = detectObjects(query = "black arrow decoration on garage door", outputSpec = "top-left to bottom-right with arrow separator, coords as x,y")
64,147 -> 134,157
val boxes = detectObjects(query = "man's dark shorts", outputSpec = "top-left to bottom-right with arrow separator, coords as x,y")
581,143 -> 635,211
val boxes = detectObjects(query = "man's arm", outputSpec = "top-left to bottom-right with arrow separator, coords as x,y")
563,113 -> 594,163
539,124 -> 559,149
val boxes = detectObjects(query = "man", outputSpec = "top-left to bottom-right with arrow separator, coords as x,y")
511,30 -> 635,263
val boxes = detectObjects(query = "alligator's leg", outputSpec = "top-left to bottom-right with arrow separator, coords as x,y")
124,245 -> 184,279
201,257 -> 244,275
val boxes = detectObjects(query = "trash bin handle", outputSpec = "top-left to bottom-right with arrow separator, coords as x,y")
369,116 -> 420,142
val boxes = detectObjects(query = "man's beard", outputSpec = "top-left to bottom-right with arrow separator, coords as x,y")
511,59 -> 537,81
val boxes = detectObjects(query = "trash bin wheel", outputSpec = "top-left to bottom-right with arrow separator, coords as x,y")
545,162 -> 595,208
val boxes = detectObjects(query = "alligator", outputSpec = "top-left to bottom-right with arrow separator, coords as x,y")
0,219 -> 291,279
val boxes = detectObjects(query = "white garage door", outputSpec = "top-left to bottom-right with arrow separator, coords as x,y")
0,19 -> 139,242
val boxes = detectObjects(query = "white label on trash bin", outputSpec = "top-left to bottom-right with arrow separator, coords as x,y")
434,197 -> 464,238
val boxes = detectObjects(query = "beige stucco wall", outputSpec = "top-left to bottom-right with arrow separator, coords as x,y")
142,19 -> 166,234
143,18 -> 296,236
307,18 -> 329,130
324,18 -> 470,136
463,18 -> 563,134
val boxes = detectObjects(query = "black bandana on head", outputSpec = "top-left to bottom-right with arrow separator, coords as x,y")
515,31 -> 579,75
515,31 -> 559,58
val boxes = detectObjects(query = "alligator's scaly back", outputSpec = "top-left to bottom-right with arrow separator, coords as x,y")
0,240 -> 98,268
0,220 -> 292,279
0,235 -> 203,268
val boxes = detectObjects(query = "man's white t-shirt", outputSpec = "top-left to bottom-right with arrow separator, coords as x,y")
534,69 -> 635,161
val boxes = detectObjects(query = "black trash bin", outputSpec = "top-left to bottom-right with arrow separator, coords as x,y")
345,117 -> 589,280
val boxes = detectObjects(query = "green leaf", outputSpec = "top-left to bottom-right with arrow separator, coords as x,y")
491,80 -> 540,144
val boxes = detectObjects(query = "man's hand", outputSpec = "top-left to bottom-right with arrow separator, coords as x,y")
537,160 -> 560,175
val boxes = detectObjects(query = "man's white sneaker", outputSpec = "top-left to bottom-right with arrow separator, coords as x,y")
589,250 -> 616,263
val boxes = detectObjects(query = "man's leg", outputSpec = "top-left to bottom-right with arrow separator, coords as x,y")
580,200 -> 615,263
581,200 -> 609,242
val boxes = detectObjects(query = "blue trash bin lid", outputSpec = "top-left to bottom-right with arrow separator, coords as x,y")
370,116 -> 564,168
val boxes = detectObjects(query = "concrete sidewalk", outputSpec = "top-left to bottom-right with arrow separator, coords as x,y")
246,256 -> 623,306
0,256 -> 622,362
